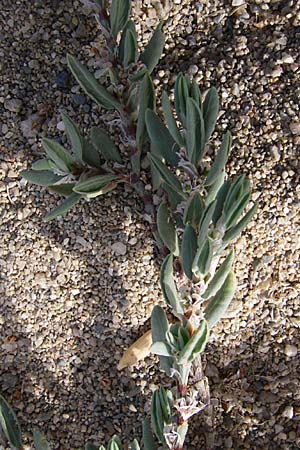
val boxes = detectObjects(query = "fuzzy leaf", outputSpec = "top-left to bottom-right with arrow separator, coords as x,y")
148,153 -> 182,192
151,306 -> 172,374
143,418 -> 158,450
31,159 -> 53,171
203,249 -> 235,299
110,0 -> 131,36
61,112 -> 83,162
160,254 -> 184,315
136,74 -> 155,150
212,180 -> 231,225
130,439 -> 140,450
190,79 -> 202,108
193,237 -> 213,277
223,175 -> 245,214
74,174 -> 117,195
151,341 -> 172,357
204,272 -> 236,328
186,97 -> 205,166
33,429 -> 51,450
91,128 -> 122,163
183,191 -> 204,229
203,87 -> 219,142
151,391 -> 165,443
205,170 -> 225,206
223,204 -> 257,244
21,170 -> 64,186
44,193 -> 82,222
161,91 -> 184,147
145,109 -> 180,166
158,387 -> 171,423
225,191 -> 251,229
119,20 -> 137,62
162,183 -> 186,212
174,73 -> 190,125
181,224 -> 198,280
85,444 -> 99,450
0,395 -> 22,450
82,139 -> 102,169
177,319 -> 209,363
205,131 -> 232,186
43,138 -> 75,173
67,54 -> 121,110
123,29 -> 138,67
157,201 -> 179,255
49,183 -> 75,197
141,24 -> 165,74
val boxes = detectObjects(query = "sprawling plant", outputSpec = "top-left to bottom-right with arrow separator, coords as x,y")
0,1 -> 259,449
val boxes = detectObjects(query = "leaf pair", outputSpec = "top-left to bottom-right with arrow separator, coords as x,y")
150,387 -> 171,444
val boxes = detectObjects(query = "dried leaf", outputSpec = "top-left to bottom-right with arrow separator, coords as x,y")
118,330 -> 152,370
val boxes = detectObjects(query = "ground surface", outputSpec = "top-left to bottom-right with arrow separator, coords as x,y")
0,0 -> 299,449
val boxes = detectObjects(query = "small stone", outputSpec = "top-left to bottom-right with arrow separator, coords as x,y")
72,94 -> 86,105
128,237 -> 138,246
289,122 -> 300,135
284,344 -> 297,357
270,67 -> 283,78
57,121 -> 66,131
55,71 -> 69,89
112,242 -> 127,256
232,0 -> 245,6
4,98 -> 23,113
282,405 -> 294,419
270,145 -> 280,161
128,404 -> 137,412
281,54 -> 294,64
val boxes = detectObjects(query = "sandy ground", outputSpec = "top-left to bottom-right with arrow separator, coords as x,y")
0,0 -> 299,449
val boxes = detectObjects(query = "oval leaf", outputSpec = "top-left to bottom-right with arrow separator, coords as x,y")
136,74 -> 155,150
44,192 -> 82,222
61,112 -> 83,162
202,249 -> 235,300
90,128 -> 122,163
203,87 -> 219,142
157,201 -> 179,255
141,24 -> 165,74
123,29 -> 138,67
148,153 -> 182,192
204,271 -> 236,328
160,254 -> 184,315
21,170 -> 64,186
42,138 -> 75,173
74,174 -> 117,194
161,91 -> 184,147
186,97 -> 205,166
205,131 -> 232,186
118,330 -> 152,370
181,224 -> 198,280
177,319 -> 209,364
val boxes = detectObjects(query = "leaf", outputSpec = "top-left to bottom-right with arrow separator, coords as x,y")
205,170 -> 225,206
130,439 -> 140,450
205,131 -> 232,186
31,159 -> 53,171
108,436 -> 122,450
223,175 -> 245,214
183,191 -> 204,230
193,237 -> 213,277
143,418 -> 158,450
123,29 -> 138,67
33,429 -> 51,450
151,306 -> 173,374
203,249 -> 235,300
190,79 -> 202,108
90,128 -> 122,163
21,170 -> 64,186
145,109 -> 179,166
67,54 -> 121,110
212,179 -> 231,225
82,139 -> 102,169
136,74 -> 155,150
177,319 -> 209,363
42,138 -> 75,173
0,395 -> 22,450
161,91 -> 184,147
44,193 -> 82,222
118,330 -> 152,370
174,73 -> 190,125
148,153 -> 182,192
181,224 -> 198,280
223,203 -> 257,244
186,98 -> 205,166
225,191 -> 251,229
49,183 -> 76,197
110,0 -> 131,36
160,254 -> 184,315
61,112 -> 83,162
74,174 -> 118,195
203,87 -> 219,142
140,24 -> 165,74
119,20 -> 137,63
157,201 -> 179,256
158,387 -> 171,423
151,391 -> 165,443
150,341 -> 172,357
204,272 -> 236,328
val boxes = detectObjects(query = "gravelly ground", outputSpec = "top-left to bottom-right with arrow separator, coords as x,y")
0,0 -> 299,449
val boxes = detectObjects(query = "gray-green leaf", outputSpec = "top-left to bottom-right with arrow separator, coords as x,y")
205,131 -> 232,186
67,54 -> 121,110
136,74 -> 155,150
0,395 -> 22,450
110,0 -> 131,36
160,254 -> 184,315
157,201 -> 179,255
82,139 -> 102,169
181,224 -> 198,280
203,87 -> 219,142
42,138 -> 75,173
151,341 -> 172,357
148,153 -> 182,192
186,97 -> 205,166
44,192 -> 82,222
223,203 -> 257,244
140,24 -> 165,74
143,418 -> 158,450
90,128 -> 122,163
161,91 -> 184,147
177,319 -> 209,363
61,112 -> 83,162
202,249 -> 234,300
21,170 -> 64,186
123,29 -> 138,67
204,271 -> 236,328
183,191 -> 204,230
174,73 -> 190,126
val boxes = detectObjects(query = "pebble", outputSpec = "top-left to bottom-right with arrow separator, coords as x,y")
284,344 -> 298,357
111,242 -> 127,256
4,98 -> 23,113
57,121 -> 66,131
232,0 -> 245,6
282,405 -> 294,419
289,122 -> 300,135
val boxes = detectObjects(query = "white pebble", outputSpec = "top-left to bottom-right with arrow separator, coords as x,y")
284,344 -> 298,357
112,242 -> 127,256
57,121 -> 65,131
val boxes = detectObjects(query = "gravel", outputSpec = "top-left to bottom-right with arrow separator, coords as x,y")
1,0 -> 299,449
